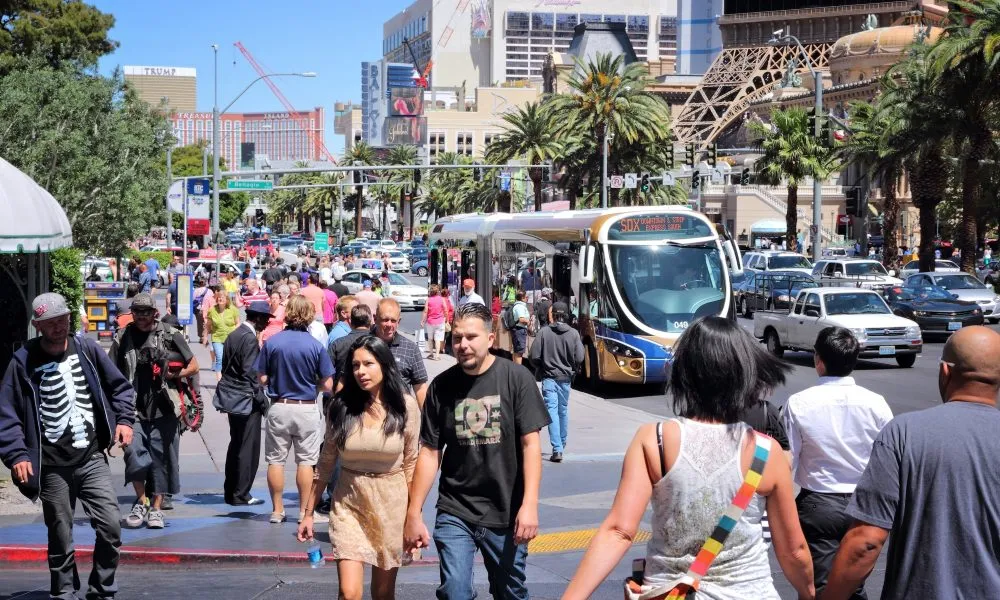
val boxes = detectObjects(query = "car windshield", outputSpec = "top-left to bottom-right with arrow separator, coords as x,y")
934,274 -> 985,290
246,239 -> 270,246
387,273 -> 409,285
609,243 -> 726,334
846,262 -> 889,276
769,255 -> 812,269
824,293 -> 890,315
903,286 -> 954,301
937,260 -> 959,269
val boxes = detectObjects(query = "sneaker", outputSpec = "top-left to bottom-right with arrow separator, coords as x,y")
315,500 -> 331,515
146,510 -> 165,529
269,511 -> 286,524
160,495 -> 174,510
124,501 -> 148,528
246,497 -> 265,506
550,452 -> 564,463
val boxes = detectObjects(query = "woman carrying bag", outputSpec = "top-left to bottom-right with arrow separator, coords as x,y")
561,317 -> 815,600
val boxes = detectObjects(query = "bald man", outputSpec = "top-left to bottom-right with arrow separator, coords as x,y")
821,326 -> 1000,600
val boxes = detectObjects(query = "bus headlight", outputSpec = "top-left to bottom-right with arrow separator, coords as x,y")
604,339 -> 640,359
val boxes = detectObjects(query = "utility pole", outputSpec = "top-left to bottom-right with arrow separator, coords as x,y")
211,43 -> 221,275
166,146 -> 173,246
812,66 -> 824,261
601,131 -> 610,209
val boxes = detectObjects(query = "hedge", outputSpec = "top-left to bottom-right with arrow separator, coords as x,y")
128,250 -> 173,271
50,248 -> 83,331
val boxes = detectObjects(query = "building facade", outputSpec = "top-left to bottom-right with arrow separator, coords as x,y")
123,65 -> 196,112
169,108 -> 326,168
382,0 -> 686,88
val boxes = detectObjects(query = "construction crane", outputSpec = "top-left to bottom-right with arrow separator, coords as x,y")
233,41 -> 338,164
401,37 -> 432,88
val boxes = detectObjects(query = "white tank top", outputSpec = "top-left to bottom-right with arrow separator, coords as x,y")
643,418 -> 778,600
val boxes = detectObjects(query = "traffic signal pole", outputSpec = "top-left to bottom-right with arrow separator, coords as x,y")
812,70 -> 824,261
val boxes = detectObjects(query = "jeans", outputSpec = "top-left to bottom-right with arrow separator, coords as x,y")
40,452 -> 122,600
542,379 -> 571,453
433,511 -> 528,600
211,341 -> 224,372
797,489 -> 868,600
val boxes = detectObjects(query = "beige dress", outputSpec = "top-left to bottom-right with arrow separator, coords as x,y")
315,396 -> 420,569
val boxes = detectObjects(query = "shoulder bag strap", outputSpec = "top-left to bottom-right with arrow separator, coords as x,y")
661,431 -> 772,599
656,422 -> 667,479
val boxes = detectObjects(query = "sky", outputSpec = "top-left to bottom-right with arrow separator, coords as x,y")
93,0 -> 408,155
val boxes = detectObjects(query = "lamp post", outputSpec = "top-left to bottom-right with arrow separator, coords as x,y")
210,43 -> 315,269
769,31 -> 824,261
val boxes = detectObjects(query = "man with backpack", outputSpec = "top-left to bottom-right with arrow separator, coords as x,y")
503,290 -> 531,365
528,302 -> 584,463
110,293 -> 200,529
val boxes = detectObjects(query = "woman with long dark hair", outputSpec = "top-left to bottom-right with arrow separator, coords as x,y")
298,335 -> 420,600
562,317 -> 815,600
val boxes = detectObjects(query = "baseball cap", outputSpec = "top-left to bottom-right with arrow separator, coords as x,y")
463,278 -> 475,289
363,280 -> 373,289
541,287 -> 553,298
31,292 -> 71,321
131,293 -> 156,311
245,300 -> 274,318
552,301 -> 570,315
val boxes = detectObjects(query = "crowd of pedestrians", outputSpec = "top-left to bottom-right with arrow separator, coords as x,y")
3,245 -> 1000,600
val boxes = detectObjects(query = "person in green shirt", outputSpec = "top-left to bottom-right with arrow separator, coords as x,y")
204,291 -> 240,382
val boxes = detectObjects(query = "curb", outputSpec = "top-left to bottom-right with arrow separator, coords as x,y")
0,545 -> 439,568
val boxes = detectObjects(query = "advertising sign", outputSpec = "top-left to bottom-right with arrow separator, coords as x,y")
175,274 -> 193,325
389,87 -> 424,116
166,179 -> 184,212
383,117 -> 427,147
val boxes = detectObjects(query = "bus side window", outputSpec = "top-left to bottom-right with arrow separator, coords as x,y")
588,258 -> 620,330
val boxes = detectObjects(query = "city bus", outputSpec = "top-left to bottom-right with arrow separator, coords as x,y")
427,207 -> 744,386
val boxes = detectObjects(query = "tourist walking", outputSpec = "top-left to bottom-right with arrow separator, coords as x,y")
508,290 -> 530,365
330,305 -> 374,381
373,298 -> 428,406
783,327 -> 892,599
327,295 -> 358,346
214,301 -> 273,506
562,317 -> 815,600
255,295 -> 334,524
0,293 -> 135,600
298,335 -> 420,600
204,290 -> 240,383
260,285 -> 288,344
355,280 -> 381,315
111,293 -> 199,531
457,278 -> 485,307
404,303 -> 550,599
528,301 -> 584,463
420,284 -> 451,360
822,326 -> 1000,599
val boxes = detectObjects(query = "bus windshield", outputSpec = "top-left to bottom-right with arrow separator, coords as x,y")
608,243 -> 726,333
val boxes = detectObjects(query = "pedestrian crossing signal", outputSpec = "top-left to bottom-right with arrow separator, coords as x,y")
254,208 -> 265,228
741,168 -> 751,185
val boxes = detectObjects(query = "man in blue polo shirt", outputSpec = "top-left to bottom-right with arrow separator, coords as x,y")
144,256 -> 161,288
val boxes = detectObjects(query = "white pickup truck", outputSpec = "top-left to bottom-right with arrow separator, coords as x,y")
753,287 -> 923,368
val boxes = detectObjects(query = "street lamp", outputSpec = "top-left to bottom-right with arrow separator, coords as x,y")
768,32 -> 824,261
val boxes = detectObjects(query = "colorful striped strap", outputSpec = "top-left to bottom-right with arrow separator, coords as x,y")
665,432 -> 772,599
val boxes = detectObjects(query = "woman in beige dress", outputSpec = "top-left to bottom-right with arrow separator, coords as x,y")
298,334 -> 420,600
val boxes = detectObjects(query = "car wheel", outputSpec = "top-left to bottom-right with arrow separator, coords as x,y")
764,329 -> 784,358
895,354 -> 917,368
416,266 -> 428,277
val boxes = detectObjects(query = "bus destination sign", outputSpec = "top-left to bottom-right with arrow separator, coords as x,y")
609,214 -> 712,239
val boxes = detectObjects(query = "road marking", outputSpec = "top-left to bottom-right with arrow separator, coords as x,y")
528,527 -> 651,554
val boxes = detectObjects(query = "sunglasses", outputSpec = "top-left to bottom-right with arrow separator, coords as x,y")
133,308 -> 156,317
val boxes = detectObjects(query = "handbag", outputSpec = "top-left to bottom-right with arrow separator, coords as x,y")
624,425 -> 772,600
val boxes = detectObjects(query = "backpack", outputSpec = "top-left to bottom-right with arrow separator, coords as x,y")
192,287 -> 207,311
503,301 -> 525,331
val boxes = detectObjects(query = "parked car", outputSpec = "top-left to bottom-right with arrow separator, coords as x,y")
743,251 -> 814,276
882,285 -> 983,336
188,259 -> 247,278
898,259 -> 960,279
385,250 -> 411,272
244,238 -> 275,257
753,287 -> 922,367
812,258 -> 903,291
340,269 -> 427,310
904,272 -> 1000,323
976,261 -> 1000,286
410,259 -> 428,277
407,247 -> 430,263
735,270 -> 818,318
372,239 -> 397,250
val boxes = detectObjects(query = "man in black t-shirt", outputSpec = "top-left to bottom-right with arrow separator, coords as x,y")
261,259 -> 283,294
404,303 -> 550,600
110,293 -> 199,530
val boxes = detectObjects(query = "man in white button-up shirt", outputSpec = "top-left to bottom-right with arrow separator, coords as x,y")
782,326 -> 893,600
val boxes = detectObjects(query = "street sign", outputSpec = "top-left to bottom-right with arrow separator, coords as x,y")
166,180 -> 183,212
500,171 -> 511,192
187,178 -> 211,196
187,219 -> 210,236
810,224 -> 819,235
711,168 -> 723,184
313,233 -> 330,253
624,173 -> 638,189
797,209 -> 806,219
226,179 -> 273,191
610,175 -> 624,189
837,214 -> 850,225
661,171 -> 675,186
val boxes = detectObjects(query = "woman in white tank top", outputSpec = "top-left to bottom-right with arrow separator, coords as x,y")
562,317 -> 816,600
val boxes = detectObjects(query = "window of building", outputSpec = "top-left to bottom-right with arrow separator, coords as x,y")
531,12 -> 554,31
605,14 -> 626,25
628,15 -> 648,33
659,16 -> 677,36
556,13 -> 578,31
581,14 -> 602,24
483,133 -> 495,152
456,132 -> 473,156
507,11 -> 529,31
429,132 -> 446,157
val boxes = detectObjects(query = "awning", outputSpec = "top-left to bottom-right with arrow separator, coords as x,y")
0,157 -> 73,253
750,219 -> 787,234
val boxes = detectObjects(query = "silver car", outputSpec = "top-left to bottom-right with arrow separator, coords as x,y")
899,259 -> 960,279
905,272 -> 1000,323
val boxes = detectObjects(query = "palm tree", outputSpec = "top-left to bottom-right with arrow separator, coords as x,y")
385,145 -> 418,238
840,101 -> 905,268
485,101 -> 564,211
343,142 -> 376,238
548,53 -> 673,206
748,108 -> 834,253
306,172 -> 342,240
419,151 -> 472,218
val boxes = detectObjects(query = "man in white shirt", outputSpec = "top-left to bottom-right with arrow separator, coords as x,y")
457,278 -> 485,307
782,326 -> 892,600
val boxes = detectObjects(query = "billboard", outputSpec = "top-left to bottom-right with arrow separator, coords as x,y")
361,61 -> 384,145
383,117 -> 426,147
389,87 -> 424,117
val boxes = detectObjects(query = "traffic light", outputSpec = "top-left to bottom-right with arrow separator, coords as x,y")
472,163 -> 483,182
352,167 -> 362,185
254,208 -> 265,228
413,168 -> 422,185
740,168 -> 751,185
640,173 -> 650,193
666,144 -> 675,170
691,170 -> 700,191
845,188 -> 860,217
322,203 -> 333,230
684,143 -> 696,167
707,143 -> 717,168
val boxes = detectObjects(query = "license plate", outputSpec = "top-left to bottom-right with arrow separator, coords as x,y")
948,322 -> 963,331
879,346 -> 896,356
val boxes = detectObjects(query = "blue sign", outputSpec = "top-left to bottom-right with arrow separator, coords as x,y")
187,178 -> 211,196
500,172 -> 511,192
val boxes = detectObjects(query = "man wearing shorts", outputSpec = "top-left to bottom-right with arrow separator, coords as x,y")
255,295 -> 334,525
510,290 -> 531,365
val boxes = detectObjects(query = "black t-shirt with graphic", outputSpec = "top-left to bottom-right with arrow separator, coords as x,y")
27,345 -> 99,467
421,357 -> 550,528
